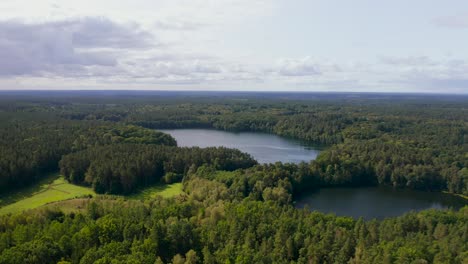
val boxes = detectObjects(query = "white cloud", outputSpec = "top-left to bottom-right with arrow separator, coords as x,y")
380,56 -> 436,66
0,1 -> 467,93
377,57 -> 468,93
0,17 -> 155,77
273,57 -> 321,76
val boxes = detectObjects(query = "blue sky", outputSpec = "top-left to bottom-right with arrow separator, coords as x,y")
0,0 -> 467,93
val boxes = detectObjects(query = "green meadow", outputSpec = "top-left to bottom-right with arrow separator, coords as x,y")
127,182 -> 183,200
0,174 -> 184,215
0,174 -> 95,215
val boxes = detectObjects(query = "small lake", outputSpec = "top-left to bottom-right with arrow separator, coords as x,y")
158,129 -> 319,164
295,187 -> 467,220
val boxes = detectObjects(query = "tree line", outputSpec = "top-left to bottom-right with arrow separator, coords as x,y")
59,145 -> 256,194
0,122 -> 176,193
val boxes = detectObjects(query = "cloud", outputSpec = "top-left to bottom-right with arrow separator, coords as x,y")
0,17 -> 155,77
380,56 -> 436,66
273,57 -> 321,76
0,11 -> 466,93
142,60 -> 222,77
69,17 -> 155,49
0,16 -> 236,82
378,57 -> 468,93
433,13 -> 468,28
267,57 -> 345,78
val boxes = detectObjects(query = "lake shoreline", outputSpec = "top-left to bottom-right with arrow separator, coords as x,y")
295,186 -> 467,220
157,128 -> 321,164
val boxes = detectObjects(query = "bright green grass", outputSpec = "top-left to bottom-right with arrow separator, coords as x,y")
0,174 -> 95,215
128,183 -> 183,200
45,183 -> 184,213
0,173 -> 183,215
0,173 -> 58,207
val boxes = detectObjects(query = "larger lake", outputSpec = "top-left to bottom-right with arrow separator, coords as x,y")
158,129 -> 319,164
295,187 -> 467,220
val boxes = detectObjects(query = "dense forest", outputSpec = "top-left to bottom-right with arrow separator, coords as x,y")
0,123 -> 176,192
59,145 -> 255,194
0,92 -> 466,263
0,196 -> 466,263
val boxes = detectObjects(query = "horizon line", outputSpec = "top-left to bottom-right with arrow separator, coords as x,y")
0,89 -> 467,96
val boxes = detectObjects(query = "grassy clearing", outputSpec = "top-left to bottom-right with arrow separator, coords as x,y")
41,183 -> 183,214
128,182 -> 183,200
0,173 -> 58,207
0,173 -> 183,215
0,174 -> 95,215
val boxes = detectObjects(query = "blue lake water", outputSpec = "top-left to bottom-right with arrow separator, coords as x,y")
295,187 -> 467,219
159,128 -> 467,219
158,129 -> 319,164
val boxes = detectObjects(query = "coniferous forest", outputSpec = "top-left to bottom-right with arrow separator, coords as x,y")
0,91 -> 466,263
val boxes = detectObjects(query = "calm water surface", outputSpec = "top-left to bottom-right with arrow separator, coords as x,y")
296,187 -> 467,220
159,129 -> 466,219
158,129 -> 319,164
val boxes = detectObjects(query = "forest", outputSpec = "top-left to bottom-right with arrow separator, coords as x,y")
0,92 -> 466,263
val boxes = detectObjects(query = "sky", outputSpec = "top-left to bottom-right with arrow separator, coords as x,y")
0,0 -> 467,93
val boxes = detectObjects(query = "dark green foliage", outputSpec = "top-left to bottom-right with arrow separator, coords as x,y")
0,121 -> 80,192
0,237 -> 62,264
70,124 -> 177,150
0,199 -> 466,264
0,122 -> 176,192
184,163 -> 314,204
59,145 -> 256,194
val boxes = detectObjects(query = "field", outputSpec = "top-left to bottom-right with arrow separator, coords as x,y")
43,183 -> 184,214
0,174 -> 95,215
0,174 -> 184,215
127,182 -> 183,200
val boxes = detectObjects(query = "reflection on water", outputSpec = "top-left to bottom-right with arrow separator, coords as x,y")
158,129 -> 320,164
158,129 -> 466,219
295,187 -> 467,219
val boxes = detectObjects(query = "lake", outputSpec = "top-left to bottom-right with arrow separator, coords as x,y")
295,187 -> 467,220
158,128 -> 467,219
158,129 -> 320,164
